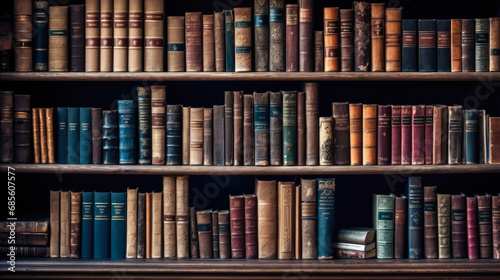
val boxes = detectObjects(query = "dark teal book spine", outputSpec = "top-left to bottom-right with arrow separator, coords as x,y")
67,107 -> 80,164
137,88 -> 152,165
102,110 -> 118,164
254,92 -> 270,165
33,0 -> 48,71
110,192 -> 126,259
93,192 -> 110,259
407,176 -> 423,259
418,19 -> 437,72
79,107 -> 92,164
465,109 -> 479,164
373,194 -> 394,258
224,10 -> 235,72
317,178 -> 335,259
475,18 -> 489,72
57,107 -> 68,163
402,19 -> 417,72
166,104 -> 182,165
437,19 -> 451,72
282,90 -> 297,166
118,100 -> 137,165
81,191 -> 93,258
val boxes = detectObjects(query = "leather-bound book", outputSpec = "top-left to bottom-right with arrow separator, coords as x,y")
278,182 -> 295,259
462,19 -> 475,72
402,19 -> 417,71
394,195 -> 407,259
332,102 -> 349,165
245,194 -> 258,259
32,109 -> 41,163
492,195 -> 500,259
438,194 -> 451,258
295,185 -> 301,260
50,190 -> 60,257
152,86 -> 166,165
176,176 -> 189,259
118,100 -> 137,164
401,105 -> 412,165
299,0 -> 314,72
190,206 -> 199,258
407,177 -> 423,259
234,91 -> 243,166
151,192 -> 162,258
448,105 -> 463,164
349,103 -> 362,165
79,107 -> 92,164
14,94 -> 31,163
353,1 -> 370,71
490,117 -> 500,164
112,0 -> 128,72
34,0 -> 48,71
85,0 -> 100,72
218,210 -> 230,259
137,192 -> 146,258
69,192 -> 82,258
14,0 -> 32,72
301,179 -> 317,259
49,6 -> 68,71
451,194 -> 467,258
286,4 -> 299,72
39,109 -> 47,163
391,105 -> 401,165
81,192 -> 93,258
412,105 -> 425,165
212,211 -> 219,258
270,91 -> 283,166
144,0 -> 164,71
254,91 -> 270,166
67,107 -> 79,164
324,7 -> 339,72
490,18 -> 500,72
45,108 -> 55,163
319,117 -> 334,166
424,106 -> 434,164
270,0 -> 285,71
477,194 -> 493,258
418,19 -> 437,72
166,105 -> 182,165
214,12 -> 225,72
297,92 -> 306,165
315,31 -> 324,72
146,193 -> 153,258
437,20 -> 451,72
373,194 -> 394,258
185,12 -> 202,72
476,19 -> 491,71
60,191 -> 70,258
163,177 -> 176,258
128,0 -> 143,72
197,210 -> 213,258
305,83 -> 319,165
385,8 -> 402,71
110,192 -> 126,259
464,109 -> 479,164
167,16 -> 186,72
243,95 -> 254,166
225,91 -> 234,165
126,188 -> 138,258
256,179 -> 278,259
467,196 -> 479,259
230,195 -> 245,258
479,110 -> 487,164
451,19 -> 462,72
340,9 -> 354,71
203,15 -> 215,72
318,178 -> 335,259
0,91 -> 13,163
255,0 -> 269,72
424,186 -> 438,259
377,105 -> 391,165
69,5 -> 85,72
102,110 -> 118,164
433,105 -> 448,164
362,104 -> 377,165
234,7 -> 252,72
203,108 -> 213,165
91,108 -> 103,164
100,0 -> 113,72
137,87 -> 151,165
213,105 -> 224,166
224,10 -> 235,72
189,108 -> 204,165
371,3 -> 384,72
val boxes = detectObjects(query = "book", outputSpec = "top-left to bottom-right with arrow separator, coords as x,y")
102,110 -> 118,164
234,7 -> 252,72
424,186 -> 438,259
283,91 -> 297,165
464,109 -> 479,164
402,19 -> 417,72
137,192 -> 146,258
332,107 -> 349,165
297,92 -> 305,165
462,19 -> 475,72
60,191 -> 70,258
0,91 -> 13,163
185,12 -> 202,72
225,91 -> 234,165
0,246 -> 49,258
318,178 -> 335,259
13,94 -> 31,163
391,105 -> 401,165
50,190 -> 60,257
151,192 -> 162,258
467,196 -> 479,259
245,194 -> 257,259
230,195 -> 245,258
45,108 -> 55,163
128,0 -> 143,72
256,179 -> 277,259
100,0 -> 113,72
395,196 -> 408,259
254,0 -> 269,72
324,7 -> 339,72
212,211 -> 219,258
438,193 -> 451,258
151,86 -> 166,165
111,192 -> 126,259
270,91 -> 282,166
234,91 -> 243,166
353,1 -> 370,71
492,195 -> 500,259
118,100 -> 136,164
254,91 -> 269,166
407,177 -> 423,259
182,106 -> 190,165
301,179 -> 317,259
146,193 -> 152,258
214,12 -> 225,72
437,20 -> 451,72
412,105 -> 425,165
203,15 -> 215,72
451,19 -> 462,72
373,194 -> 394,258
335,248 -> 376,259
144,0 -> 164,71
32,108 -> 40,163
319,117 -> 334,166
69,5 -> 85,72
204,108 -> 213,165
137,87 -> 151,165
0,216 -> 49,233
433,105 -> 448,165
333,242 -> 376,252
190,207 -> 198,258
0,233 -> 48,246
298,0 -> 313,72
490,18 -> 500,72
85,0 -> 100,71
126,188 -> 137,258
479,110 -> 487,164
243,95 -> 254,165
269,0 -> 285,72
401,105 -> 412,165
38,108 -> 47,163
371,3 -> 385,72
385,8 -> 402,71
315,31 -> 324,72
166,105 -> 182,165
451,194 -> 467,258
197,210 -> 213,258
337,227 -> 376,244
94,192 -> 110,259
33,0 -> 48,71
213,105 -> 224,166
349,103 -> 362,165
112,0 -> 128,72
14,0 -> 33,72
490,117 -> 500,163
362,104 -> 377,165
224,10 -> 235,72
167,16 -> 186,72
67,107 -> 80,164
176,176 -> 189,259
163,177 -> 176,259
70,192 -> 82,258
189,108 -> 204,165
79,107 -> 92,164
285,4 -> 299,72
477,194 -> 493,258
377,105 -> 391,165
278,182 -> 295,259
340,9 -> 354,72
305,83 -> 319,165
91,108 -> 102,164
295,185 -> 301,259
219,210 -> 230,259
418,19 -> 437,72
448,105 -> 463,164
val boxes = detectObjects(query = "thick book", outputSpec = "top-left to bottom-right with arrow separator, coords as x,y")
0,233 -> 48,246
490,18 -> 500,72
166,105 -> 182,165
102,110 -> 118,164
467,196 -> 479,259
451,19 -> 462,72
137,87 -> 152,165
0,217 -> 49,233
340,9 -> 354,71
448,105 -> 463,164
234,8 -> 252,72
370,3 -> 385,72
189,207 -> 199,258
492,195 -> 500,259
438,194 -> 451,258
285,4 -> 299,72
418,19 -> 437,72
32,108 -> 40,163
437,20 -> 451,72
318,178 -> 335,259
167,16 -> 185,72
283,91 -> 297,165
176,176 -> 189,259
67,107 -> 80,164
349,103 -> 362,165
395,196 -> 408,259
213,105 -> 225,166
126,188 -> 137,258
402,19 -> 417,72
424,186 -> 438,259
212,211 -> 219,258
151,192 -> 162,258
254,91 -> 270,166
189,108 -> 204,165
218,210 -> 230,259
373,194 -> 394,259
13,95 -> 31,163
256,179 -> 277,259
118,100 -> 137,164
386,8 -> 402,71
401,105 -> 412,165
407,177 -> 423,259
433,105 -> 448,164
69,5 -> 85,72
477,194 -> 493,258
0,91 -> 14,163
56,108 -> 68,164
214,12 -> 225,72
298,0 -> 313,72
203,15 -> 215,72
451,194 -> 467,258
353,1 -> 370,71
230,195 -> 245,258
197,210 -> 213,258
377,105 -> 391,165
245,194 -> 257,259
93,192 -> 110,259
128,0 -> 143,72
79,107 -> 92,164
305,83 -> 319,165
203,108 -> 213,166
91,108 -> 102,164
234,91 -> 243,166
332,103 -> 349,165
335,248 -> 376,259
278,182 -> 295,259
464,109 -> 479,164
270,91 -> 282,166
319,117 -> 334,166
301,179 -> 317,259
412,105 -> 425,165
185,12 -> 202,72
243,95 -> 254,165
163,177 -> 176,258
85,0 -> 100,72
362,104 -> 377,165
462,19 -> 475,72
315,31 -> 324,72
0,246 -> 49,258
48,6 -> 68,71
254,0 -> 269,71
297,92 -> 305,165
14,0 -> 33,72
391,105 -> 401,165
100,0 -> 113,72
225,91 -> 234,165
224,10 -> 235,72
270,0 -> 285,71
33,0 -> 48,71
337,227 -> 376,244
151,86 -> 166,165
50,190 -> 60,257
137,192 -> 146,258
144,0 -> 163,71
324,7 -> 339,72
111,192 -> 126,259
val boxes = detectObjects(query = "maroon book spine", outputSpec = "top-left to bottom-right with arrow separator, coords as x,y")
286,4 -> 299,72
493,195 -> 500,259
451,194 -> 467,258
377,105 -> 391,165
424,186 -> 438,259
394,195 -> 407,259
401,105 -> 412,165
467,196 -> 479,259
412,105 -> 425,165
477,194 -> 493,258
244,194 -> 257,259
230,195 -> 245,258
425,105 -> 434,164
298,0 -> 313,72
391,105 -> 401,165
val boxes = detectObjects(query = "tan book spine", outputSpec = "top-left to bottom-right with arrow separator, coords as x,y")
319,117 -> 334,165
151,192 -> 162,258
176,176 -> 189,259
190,108 -> 204,165
126,188 -> 138,258
39,108 -> 48,163
490,18 -> 500,72
145,192 -> 152,258
50,190 -> 60,257
151,85 -> 166,165
85,0 -> 100,71
256,179 -> 278,259
214,12 -> 226,72
362,104 -> 377,165
185,12 -> 203,72
349,103 -> 362,165
370,3 -> 385,72
113,0 -> 128,71
438,193 -> 452,258
49,6 -> 68,71
100,0 -> 113,71
451,19 -> 462,72
14,0 -> 33,72
59,191 -> 70,258
182,107 -> 191,165
234,7 -> 252,72
69,192 -> 81,258
167,16 -> 186,72
32,108 -> 41,164
324,7 -> 339,72
45,108 -> 55,163
163,176 -> 176,258
295,185 -> 301,260
278,181 -> 295,260
385,8 -> 402,71
144,0 -> 164,71
128,0 -> 143,72
305,82 -> 319,165
203,15 -> 215,72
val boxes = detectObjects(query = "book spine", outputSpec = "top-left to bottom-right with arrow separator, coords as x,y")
285,4 -> 299,72
93,192 -> 110,259
151,192 -> 162,258
362,104 -> 377,165
467,196 -> 479,259
319,117 -> 334,166
245,194 -> 258,259
301,179 -> 317,259
50,190 -> 60,257
254,0 -> 269,71
374,194 -> 394,258
111,192 -> 126,259
102,110 -> 118,164
203,15 -> 215,72
418,19 -> 437,72
401,105 -> 412,165
315,31 -> 324,72
46,108 -> 55,163
391,105 -> 401,165
166,105 -> 182,165
203,108 -> 213,166
283,91 -> 298,166
324,7 -> 339,72
67,107 -> 80,164
32,108 -> 40,163
214,12 -> 225,72
349,103 -> 362,165
70,192 -> 82,258
225,91 -> 234,165
13,95 -> 32,163
432,106 -> 448,164
224,10 -> 235,72
424,106 -> 434,164
185,12 -> 202,72
270,0 -> 285,71
126,188 -> 137,258
69,5 -> 85,72
14,1 -> 33,72
354,1 -> 370,71
189,108 -> 204,165
298,0 -> 313,72
197,210 -> 212,258
448,105 -> 463,164
270,91 -> 283,166
162,177 -> 176,258
100,0 -> 113,72
60,200 -> 70,257
167,16 -> 186,72
112,0 -> 128,72
318,178 -> 335,259
295,185 -> 301,260
462,19 -> 476,72
477,195 -> 493,258
278,182 -> 295,259
85,0 -> 100,72
49,6 -> 68,71
340,9 -> 354,72
256,179 -> 277,259
335,249 -> 372,259
395,196 -> 407,259
234,91 -> 243,166
137,193 -> 146,258
412,105 -> 425,165
305,83 -> 319,165
385,8 -> 402,71
492,196 -> 500,259
91,108 -> 102,164
128,0 -> 143,72
81,192 -> 93,258
218,211 -> 230,259
33,0 -> 48,71
451,194 -> 467,258
176,176 -> 189,259
151,86 -> 166,165
56,107 -> 68,163
254,91 -> 270,166
212,211 -> 219,258
465,109 -> 479,164
0,92 -> 14,163
79,107 -> 92,164
437,19 -> 451,72
243,95 -> 254,166
377,105 -> 391,165
118,100 -> 136,164
137,87 -> 151,164
213,105 -> 224,166
371,3 -> 385,72
234,8 -> 252,72
424,186 -> 438,259
490,18 -> 500,72
144,0 -> 164,72
230,195 -> 245,258
189,208 -> 199,258
438,194 -> 451,258
479,110 -> 486,164
408,177 -> 423,259
451,19 -> 462,72
297,92 -> 306,165
39,108 -> 47,163
402,19 -> 417,72
146,193 -> 152,258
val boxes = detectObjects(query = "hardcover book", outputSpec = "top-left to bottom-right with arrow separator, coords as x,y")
315,31 -> 324,72
407,177 -> 423,259
225,91 -> 234,165
49,6 -> 68,71
230,195 -> 245,258
373,194 -> 394,258
212,211 -> 219,258
451,194 -> 467,258
67,107 -> 80,164
451,19 -> 462,72
151,86 -> 166,165
167,16 -> 186,72
370,3 -> 385,72
151,192 -> 162,258
349,103 -> 362,165
353,1 -> 370,71
224,10 -> 235,72
204,108 -> 213,166
285,4 -> 299,72
438,194 -> 451,258
79,107 -> 92,164
68,4 -> 84,72
402,19 -> 417,72
437,20 -> 451,72
424,186 -> 438,259
467,196 -> 479,259
93,192 -> 110,259
283,91 -> 297,165
464,109 -> 479,164
166,105 -> 182,165
385,8 -> 402,71
32,108 -> 40,163
81,192 -> 93,258
144,0 -> 164,71
111,192 -> 126,259
278,182 -> 295,259
448,105 -> 463,164
256,179 -> 277,259
189,207 -> 199,258
254,0 -> 269,72
185,12 -> 202,72
301,179 -> 317,259
324,7 -> 339,72
298,0 -> 314,72
33,0 -> 48,71
377,105 -> 391,165
305,83 -> 319,165
234,8 -> 252,72
118,100 -> 136,164
189,108 -> 204,165
91,108 -> 102,164
493,195 -> 500,259
340,9 -> 354,71
401,105 -> 412,165
13,95 -> 31,163
433,105 -> 448,164
176,176 -> 189,259
490,18 -> 500,72
99,0 -> 113,72
50,190 -> 60,257
462,19 -> 475,72
319,117 -> 334,166
137,87 -> 151,165
297,92 -> 305,165
477,194 -> 493,258
395,195 -> 407,259
197,210 -> 213,258
269,0 -> 285,72
85,0 -> 100,72
126,188 -> 137,258
254,91 -> 270,165
0,91 -> 13,163
128,0 -> 143,72
137,192 -> 146,258
418,19 -> 437,72
391,105 -> 401,165
60,192 -> 70,257
102,110 -> 118,164
245,194 -> 258,259
14,0 -> 33,72
214,12 -> 225,72
218,210 -> 230,259
318,178 -> 335,259
203,15 -> 215,72
412,105 -> 425,165
234,91 -> 243,166
362,104 -> 377,165
213,105 -> 224,166
332,102 -> 349,165
243,95 -> 254,165
270,91 -> 282,166
163,177 -> 176,259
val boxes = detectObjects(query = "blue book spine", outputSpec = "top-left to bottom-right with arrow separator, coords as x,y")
317,178 -> 335,259
79,107 -> 92,164
33,0 -> 48,71
67,108 -> 80,164
166,104 -> 182,165
81,191 -> 94,258
110,192 -> 126,259
93,192 -> 110,259
118,100 -> 137,165
407,176 -> 423,259
465,109 -> 479,164
57,107 -> 68,163
437,19 -> 451,72
254,92 -> 270,165
373,194 -> 394,258
402,19 -> 418,72
137,88 -> 152,165
418,19 -> 437,72
102,110 -> 118,164
224,10 -> 235,72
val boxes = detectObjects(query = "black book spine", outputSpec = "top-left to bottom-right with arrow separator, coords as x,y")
224,91 -> 234,165
13,94 -> 31,163
136,192 -> 146,258
0,91 -> 14,163
69,5 -> 85,72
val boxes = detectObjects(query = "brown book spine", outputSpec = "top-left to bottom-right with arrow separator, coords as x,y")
354,1 -> 370,71
451,19 -> 462,72
39,108 -> 48,163
14,0 -> 33,72
182,107 -> 190,165
301,178 -> 317,259
245,194 -> 258,259
225,91 -> 234,165
286,4 -> 299,72
50,190 -> 60,257
152,192 -> 162,258
315,31 -> 324,72
126,188 -> 138,258
234,7 -> 252,72
438,194 -> 451,259
212,211 -> 219,258
433,105 -> 448,164
59,191 -> 70,258
362,104 -> 377,165
324,7 -> 339,72
256,179 -> 278,259
424,186 -> 438,259
230,195 -> 245,258
203,108 -> 213,165
214,12 -> 226,72
176,176 -> 189,259
45,108 -> 55,163
151,86 -> 166,165
371,3 -> 385,71
394,196 -> 407,259
385,8 -> 402,71
49,6 -> 68,71
305,83 -> 319,165
167,16 -> 185,72
203,15 -> 215,72
85,0 -> 100,71
128,0 -> 142,72
234,91 -> 243,165
477,194 -> 493,258
218,210 -> 230,259
70,192 -> 81,258
144,0 -> 164,71
14,94 -> 32,163
243,94 -> 254,166
299,0 -> 313,72
493,195 -> 500,259
100,0 -> 113,72
196,210 -> 212,258
190,108 -> 204,165
462,19 -> 475,72
270,0 -> 285,72
185,12 -> 203,72
163,177 -> 176,259
451,194 -> 467,258
319,117 -> 334,165
278,182 -> 295,259
340,9 -> 354,72
189,207 -> 199,258
254,0 -> 269,72
490,18 -> 500,72
91,108 -> 102,164
297,91 -> 306,165
113,0 -> 128,72
0,91 -> 14,163
295,185 -> 301,260
349,103 -> 363,165
32,108 -> 41,164
252,91 -> 269,166
145,192 -> 152,258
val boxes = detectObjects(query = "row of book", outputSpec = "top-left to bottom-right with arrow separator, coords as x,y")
10,0 -> 500,72
0,216 -> 50,257
374,177 -> 500,259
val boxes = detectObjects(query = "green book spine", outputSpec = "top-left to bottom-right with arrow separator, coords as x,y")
67,107 -> 80,164
373,194 -> 395,258
282,90 -> 297,165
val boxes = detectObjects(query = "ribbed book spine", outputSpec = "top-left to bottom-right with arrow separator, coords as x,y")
467,196 -> 479,259
112,0 -> 127,72
371,3 -> 385,72
151,86 -> 166,165
315,31 -> 324,72
203,108 -> 213,166
477,194 -> 493,258
162,177 -> 176,259
189,108 -> 204,165
185,12 -> 202,72
67,107 -> 80,164
254,0 -> 269,71
14,0 -> 33,72
425,106 -> 434,165
128,0 -> 143,72
100,0 -> 113,72
0,91 -> 14,163
402,19 -> 417,72
418,19 -> 437,72
349,103 -> 362,165
166,105 -> 182,165
137,87 -> 151,164
437,20 -> 451,72
189,207 -> 199,258
254,91 -> 270,166
234,91 -> 243,166
214,12 -> 225,72
285,4 -> 299,72
297,92 -> 305,165
110,192 -> 126,259
49,6 -> 68,71
212,211 -> 219,258
462,19 -> 475,72
324,7 -> 339,72
224,10 -> 235,72
401,105 -> 412,165
225,91 -> 234,165
305,83 -> 319,165
278,182 -> 295,260
373,194 -> 394,258
81,192 -> 93,258
362,104 -> 377,165
407,176 -> 423,259
391,105 -> 402,165
319,117 -> 334,166
243,95 -> 254,166
50,190 -> 60,257
213,105 -> 224,166
492,195 -> 500,259
465,109 -> 479,164
79,107 -> 92,164
234,8 -> 252,72
70,192 -> 82,258
91,108 -> 102,164
230,195 -> 245,258
33,0 -> 48,71
298,0 -> 313,72
448,105 -> 463,164
203,15 -> 215,72
332,102 -> 349,165
340,9 -> 354,71
394,195 -> 407,259
451,19 -> 462,72
118,100 -> 136,164
152,192 -> 163,258
438,194 -> 451,258
424,186 -> 438,259
490,18 -> 500,72
354,1 -> 370,71
32,108 -> 40,163
270,92 -> 282,166
245,194 -> 257,259
197,210 -> 213,258
93,192 -> 110,259
451,194 -> 467,258
270,0 -> 285,71
412,105 -> 425,165
218,210 -> 230,259
377,105 -> 391,165
283,91 -> 297,165
385,8 -> 402,71
85,0 -> 100,72
144,0 -> 164,71
167,16 -> 185,72
60,191 -> 70,257
317,178 -> 335,259
69,5 -> 85,72
176,176 -> 189,259
256,179 -> 277,259
432,105 -> 448,163
301,179 -> 317,259
102,110 -> 118,164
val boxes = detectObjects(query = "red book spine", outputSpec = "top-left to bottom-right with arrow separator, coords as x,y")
391,105 -> 401,165
230,195 -> 245,258
377,105 -> 391,165
394,196 -> 408,259
286,4 -> 299,72
493,195 -> 500,259
467,196 -> 479,259
425,105 -> 434,164
411,105 -> 425,165
451,194 -> 467,258
244,194 -> 257,259
401,105 -> 412,165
